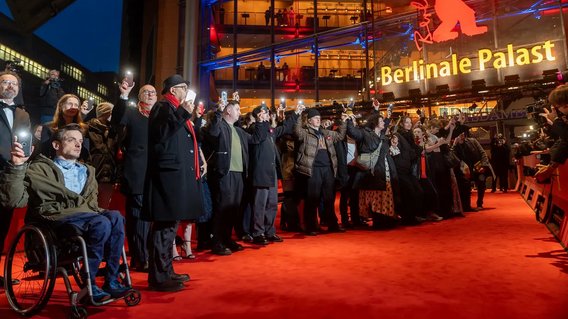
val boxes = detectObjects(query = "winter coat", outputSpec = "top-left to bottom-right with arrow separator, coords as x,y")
87,118 -> 116,183
0,155 -> 101,223
142,99 -> 203,222
293,115 -> 346,177
0,105 -> 30,170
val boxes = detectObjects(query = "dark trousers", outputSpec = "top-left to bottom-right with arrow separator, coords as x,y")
252,185 -> 278,237
280,190 -> 301,231
0,207 -> 14,257
212,171 -> 244,246
54,211 -> 125,284
455,168 -> 473,211
148,221 -> 177,284
304,165 -> 338,232
473,172 -> 487,207
339,166 -> 360,224
419,178 -> 438,216
491,168 -> 509,191
397,173 -> 424,220
125,194 -> 150,267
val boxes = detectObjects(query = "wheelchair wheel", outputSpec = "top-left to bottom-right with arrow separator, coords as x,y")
4,225 -> 57,316
124,289 -> 141,306
69,305 -> 88,319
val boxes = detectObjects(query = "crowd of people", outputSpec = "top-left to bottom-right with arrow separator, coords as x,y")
1,68 -> 567,302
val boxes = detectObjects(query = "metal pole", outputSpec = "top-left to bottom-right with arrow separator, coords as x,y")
363,0 -> 370,101
270,0 -> 275,109
233,0 -> 238,92
314,0 -> 319,102
371,0 -> 378,100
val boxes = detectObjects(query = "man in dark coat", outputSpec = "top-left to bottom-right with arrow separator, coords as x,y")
143,75 -> 203,292
39,69 -> 65,124
205,99 -> 268,255
0,71 -> 31,287
111,80 -> 157,272
248,105 -> 298,244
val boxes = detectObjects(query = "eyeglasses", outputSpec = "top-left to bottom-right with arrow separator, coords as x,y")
172,85 -> 187,91
142,90 -> 157,96
0,80 -> 18,87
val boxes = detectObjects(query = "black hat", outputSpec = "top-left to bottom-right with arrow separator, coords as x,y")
252,105 -> 268,117
161,74 -> 190,95
307,108 -> 320,119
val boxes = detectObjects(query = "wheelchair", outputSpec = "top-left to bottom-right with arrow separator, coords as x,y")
3,223 -> 141,319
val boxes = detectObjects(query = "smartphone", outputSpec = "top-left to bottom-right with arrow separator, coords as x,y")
124,71 -> 134,87
86,98 -> 95,112
15,130 -> 32,157
185,89 -> 197,103
221,91 -> 228,104
198,101 -> 205,115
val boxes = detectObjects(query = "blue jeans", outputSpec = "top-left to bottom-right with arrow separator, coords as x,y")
54,211 -> 125,284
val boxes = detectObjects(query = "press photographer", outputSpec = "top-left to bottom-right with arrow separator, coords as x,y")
39,69 -> 65,124
534,84 -> 568,182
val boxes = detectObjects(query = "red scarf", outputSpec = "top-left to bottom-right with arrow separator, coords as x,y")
138,101 -> 151,117
164,93 -> 200,180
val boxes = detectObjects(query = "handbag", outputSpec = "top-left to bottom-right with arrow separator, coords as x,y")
356,140 -> 383,171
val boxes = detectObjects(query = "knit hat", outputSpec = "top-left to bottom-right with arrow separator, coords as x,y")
96,102 -> 113,118
161,74 -> 190,95
307,108 -> 320,119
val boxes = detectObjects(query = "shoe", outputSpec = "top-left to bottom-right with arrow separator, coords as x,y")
102,280 -> 131,298
0,276 -> 20,286
211,244 -> 232,256
415,216 -> 427,222
427,213 -> 443,222
241,234 -> 253,243
182,241 -> 195,259
252,235 -> 269,245
171,273 -> 190,283
476,206 -> 484,211
327,226 -> 346,233
226,241 -> 244,252
149,279 -> 184,292
305,231 -> 317,236
266,234 -> 283,242
91,285 -> 112,302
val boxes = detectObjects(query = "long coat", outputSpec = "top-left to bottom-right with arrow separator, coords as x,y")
0,105 -> 30,170
142,99 -> 203,222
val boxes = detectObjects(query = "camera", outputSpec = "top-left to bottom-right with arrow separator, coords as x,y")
49,78 -> 62,89
526,100 -> 548,127
4,60 -> 23,74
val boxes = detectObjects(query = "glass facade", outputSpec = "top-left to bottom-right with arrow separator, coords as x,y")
200,0 -> 568,113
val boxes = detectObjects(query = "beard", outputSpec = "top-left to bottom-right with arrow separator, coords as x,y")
0,89 -> 17,100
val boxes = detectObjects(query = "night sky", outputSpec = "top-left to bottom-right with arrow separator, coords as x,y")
0,0 -> 123,72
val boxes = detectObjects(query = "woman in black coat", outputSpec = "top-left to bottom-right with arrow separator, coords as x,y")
346,114 -> 398,228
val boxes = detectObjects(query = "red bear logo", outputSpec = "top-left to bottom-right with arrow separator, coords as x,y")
432,0 -> 488,42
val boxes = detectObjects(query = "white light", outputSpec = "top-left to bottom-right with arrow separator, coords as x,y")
281,97 -> 285,102
523,133 -> 527,138
17,131 -> 28,138
530,125 -> 534,130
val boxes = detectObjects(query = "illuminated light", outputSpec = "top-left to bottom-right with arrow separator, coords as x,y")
523,133 -> 527,138
530,125 -> 534,130
477,90 -> 490,94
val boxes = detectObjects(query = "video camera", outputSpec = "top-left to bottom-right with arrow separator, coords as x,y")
526,100 -> 549,127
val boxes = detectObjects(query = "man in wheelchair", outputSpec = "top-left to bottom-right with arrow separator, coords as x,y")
0,123 -> 131,302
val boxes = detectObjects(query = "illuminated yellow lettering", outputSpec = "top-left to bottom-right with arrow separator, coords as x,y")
413,60 -> 419,81
394,69 -> 404,83
418,59 -> 425,80
381,67 -> 393,85
507,44 -> 515,66
531,45 -> 543,63
478,49 -> 492,71
451,54 -> 458,75
439,61 -> 451,77
404,66 -> 413,82
426,63 -> 438,78
543,40 -> 555,61
493,52 -> 507,69
459,58 -> 471,73
515,48 -> 530,65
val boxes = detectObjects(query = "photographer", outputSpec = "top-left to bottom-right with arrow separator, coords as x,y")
39,69 -> 65,124
535,84 -> 568,182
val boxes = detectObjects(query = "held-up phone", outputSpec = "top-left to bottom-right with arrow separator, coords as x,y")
198,101 -> 205,115
15,130 -> 32,157
221,91 -> 228,104
124,71 -> 134,87
86,97 -> 95,112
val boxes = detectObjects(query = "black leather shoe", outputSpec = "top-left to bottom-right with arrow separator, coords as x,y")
327,226 -> 346,233
252,235 -> 269,245
211,244 -> 232,256
242,234 -> 253,243
226,241 -> 244,252
305,231 -> 318,236
171,273 -> 190,282
266,234 -> 283,242
149,279 -> 184,292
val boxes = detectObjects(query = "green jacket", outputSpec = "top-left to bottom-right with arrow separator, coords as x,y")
0,155 -> 102,222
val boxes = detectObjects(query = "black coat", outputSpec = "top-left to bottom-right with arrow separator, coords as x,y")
346,120 -> 397,191
0,105 -> 30,170
249,114 -> 297,188
204,110 -> 268,179
142,99 -> 203,222
111,99 -> 148,194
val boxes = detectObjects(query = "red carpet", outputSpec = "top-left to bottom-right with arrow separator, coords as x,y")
1,192 -> 568,319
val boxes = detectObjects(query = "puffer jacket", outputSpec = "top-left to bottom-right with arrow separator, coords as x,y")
294,115 -> 346,177
0,154 -> 101,223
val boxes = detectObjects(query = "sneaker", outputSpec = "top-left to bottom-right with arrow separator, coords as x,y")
102,280 -> 131,298
91,285 -> 112,302
427,213 -> 443,222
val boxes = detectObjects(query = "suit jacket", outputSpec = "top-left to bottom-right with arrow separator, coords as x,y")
142,99 -> 203,222
0,105 -> 31,170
